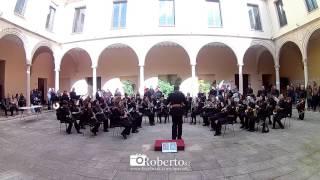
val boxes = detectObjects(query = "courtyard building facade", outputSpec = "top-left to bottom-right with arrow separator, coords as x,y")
0,0 -> 320,106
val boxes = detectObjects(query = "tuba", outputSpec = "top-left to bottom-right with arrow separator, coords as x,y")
53,102 -> 60,110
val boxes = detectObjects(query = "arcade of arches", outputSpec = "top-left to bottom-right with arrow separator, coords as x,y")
1,31 -> 320,106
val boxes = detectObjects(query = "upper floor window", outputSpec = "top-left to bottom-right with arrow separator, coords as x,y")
72,7 -> 86,33
45,6 -> 56,32
14,0 -> 28,16
305,0 -> 318,12
247,4 -> 262,31
112,0 -> 127,29
275,0 -> 287,27
207,0 -> 222,28
159,0 -> 175,26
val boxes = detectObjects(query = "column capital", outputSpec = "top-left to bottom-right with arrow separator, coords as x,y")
237,64 -> 244,67
303,61 -> 308,66
92,65 -> 97,69
274,65 -> 280,69
26,64 -> 31,74
139,64 -> 144,68
54,68 -> 60,72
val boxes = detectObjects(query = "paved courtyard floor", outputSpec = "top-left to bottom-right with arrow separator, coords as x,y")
0,111 -> 320,180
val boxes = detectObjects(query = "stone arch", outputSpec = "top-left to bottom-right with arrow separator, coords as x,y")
97,43 -> 140,94
196,41 -> 238,91
60,45 -> 94,68
97,43 -> 139,65
303,21 -> 320,60
276,38 -> 304,65
243,44 -> 276,93
278,41 -> 304,89
31,41 -> 53,61
144,41 -> 191,65
248,40 -> 276,63
59,48 -> 92,95
196,42 -> 238,64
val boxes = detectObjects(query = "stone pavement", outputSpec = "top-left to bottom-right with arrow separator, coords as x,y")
0,111 -> 320,180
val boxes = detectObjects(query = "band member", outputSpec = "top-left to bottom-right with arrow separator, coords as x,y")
57,101 -> 82,134
273,95 -> 285,129
237,97 -> 247,129
110,98 -> 133,139
185,93 -> 192,118
296,98 -> 305,120
142,97 -> 155,126
80,101 -> 101,135
156,96 -> 169,123
92,100 -> 109,132
190,97 -> 203,124
167,86 -> 186,140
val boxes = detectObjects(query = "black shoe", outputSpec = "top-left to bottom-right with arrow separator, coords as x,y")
104,129 -> 109,132
121,133 -> 127,139
77,131 -> 83,134
132,130 -> 139,133
66,131 -> 72,134
214,133 -> 221,136
240,125 -> 244,129
193,122 -> 196,125
91,130 -> 97,136
210,128 -> 214,131
280,126 -> 284,129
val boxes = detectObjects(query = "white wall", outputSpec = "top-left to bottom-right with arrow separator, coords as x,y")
267,0 -> 320,38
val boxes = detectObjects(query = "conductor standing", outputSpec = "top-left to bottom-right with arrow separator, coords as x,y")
167,86 -> 186,140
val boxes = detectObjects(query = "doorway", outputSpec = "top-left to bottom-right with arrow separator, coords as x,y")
262,74 -> 272,91
0,60 -> 5,100
38,78 -> 47,104
235,74 -> 249,93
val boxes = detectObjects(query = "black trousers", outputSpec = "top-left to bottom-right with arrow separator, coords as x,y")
66,120 -> 81,134
273,113 -> 285,128
172,115 -> 183,140
212,118 -> 227,134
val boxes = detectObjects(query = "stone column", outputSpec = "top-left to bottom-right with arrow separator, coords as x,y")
139,65 -> 144,95
55,69 -> 60,92
191,64 -> 198,97
26,64 -> 31,107
191,64 -> 196,78
92,66 -> 97,99
275,65 -> 280,90
304,60 -> 309,88
238,64 -> 243,94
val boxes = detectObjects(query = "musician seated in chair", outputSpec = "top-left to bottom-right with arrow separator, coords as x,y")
142,96 -> 155,126
110,98 -> 133,139
92,100 -> 109,132
57,101 -> 82,134
210,103 -> 234,136
272,95 -> 285,129
256,97 -> 269,133
245,101 -> 258,132
156,96 -> 169,123
296,98 -> 305,120
80,101 -> 101,135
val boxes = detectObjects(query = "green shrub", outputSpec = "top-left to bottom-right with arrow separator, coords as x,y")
199,80 -> 211,94
122,80 -> 134,96
158,79 -> 174,97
